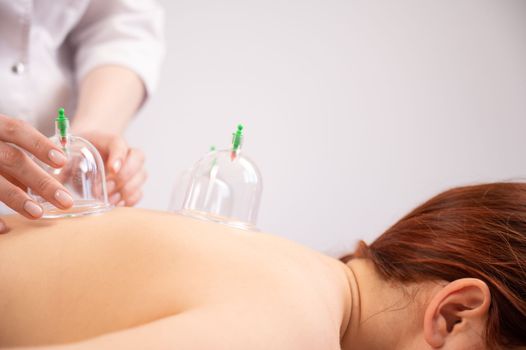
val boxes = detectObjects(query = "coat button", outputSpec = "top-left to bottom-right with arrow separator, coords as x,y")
11,62 -> 25,75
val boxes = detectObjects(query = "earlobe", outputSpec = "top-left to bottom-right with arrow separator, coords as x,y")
423,278 -> 490,348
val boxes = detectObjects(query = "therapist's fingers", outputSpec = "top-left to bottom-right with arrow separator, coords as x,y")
114,148 -> 145,187
2,172 -> 27,192
0,174 -> 44,220
121,190 -> 142,207
0,115 -> 67,168
0,142 -> 73,210
106,136 -> 129,175
119,170 -> 147,206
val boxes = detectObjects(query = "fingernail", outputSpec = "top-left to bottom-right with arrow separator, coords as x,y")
48,149 -> 67,166
112,160 -> 122,173
117,200 -> 125,207
24,200 -> 43,218
55,189 -> 73,208
106,180 -> 116,193
109,192 -> 121,204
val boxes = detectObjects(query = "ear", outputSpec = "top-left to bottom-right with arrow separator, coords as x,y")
423,278 -> 491,348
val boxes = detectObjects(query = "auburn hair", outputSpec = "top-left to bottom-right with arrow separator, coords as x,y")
343,182 -> 526,349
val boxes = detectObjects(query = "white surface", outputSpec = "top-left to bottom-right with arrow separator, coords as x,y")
127,0 -> 526,255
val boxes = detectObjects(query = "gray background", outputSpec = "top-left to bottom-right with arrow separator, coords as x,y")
127,0 -> 526,255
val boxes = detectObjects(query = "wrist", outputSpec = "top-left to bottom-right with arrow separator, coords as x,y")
70,117 -> 98,135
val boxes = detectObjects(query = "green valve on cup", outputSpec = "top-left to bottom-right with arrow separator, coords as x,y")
56,108 -> 70,147
231,124 -> 244,160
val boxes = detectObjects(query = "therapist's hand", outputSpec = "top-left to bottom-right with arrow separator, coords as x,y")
79,131 -> 146,207
0,115 -> 74,232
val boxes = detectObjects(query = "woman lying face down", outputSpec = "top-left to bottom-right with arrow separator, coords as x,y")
0,182 -> 525,350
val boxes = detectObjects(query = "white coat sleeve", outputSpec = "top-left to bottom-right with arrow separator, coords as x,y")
68,0 -> 165,99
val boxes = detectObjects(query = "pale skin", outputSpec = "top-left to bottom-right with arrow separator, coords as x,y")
0,208 -> 498,350
0,116 -> 73,226
71,65 -> 147,208
0,64 -> 147,232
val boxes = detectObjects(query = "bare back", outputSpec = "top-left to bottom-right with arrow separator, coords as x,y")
0,208 -> 350,349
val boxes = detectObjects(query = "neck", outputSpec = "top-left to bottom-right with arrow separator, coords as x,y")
338,259 -> 426,350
